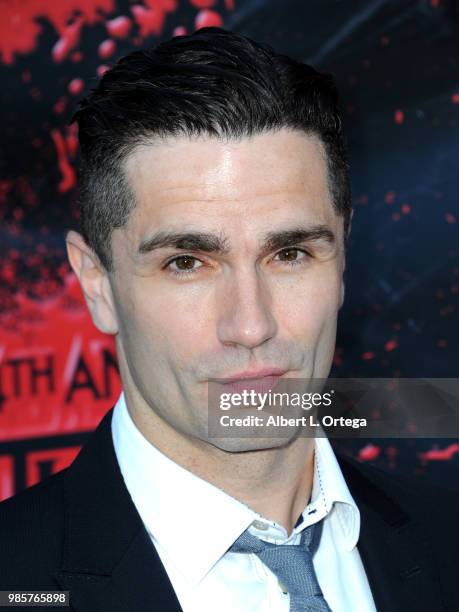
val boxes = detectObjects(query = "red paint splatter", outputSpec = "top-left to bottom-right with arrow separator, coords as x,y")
0,180 -> 13,204
358,444 -> 381,461
445,213 -> 456,224
51,129 -> 76,193
362,351 -> 375,361
13,208 -> 24,222
0,5 -> 40,64
419,443 -> 459,463
97,64 -> 110,78
385,446 -> 398,469
384,190 -> 396,204
173,26 -> 187,37
131,1 -> 178,38
46,1 -> 114,32
355,194 -> 368,206
52,17 -> 83,63
30,87 -> 41,100
71,50 -> 83,62
394,110 -> 404,124
406,422 -> 418,434
17,176 -> 39,206
106,16 -> 132,39
332,355 -> 342,367
384,338 -> 398,352
190,0 -> 216,7
195,9 -> 224,29
53,96 -> 68,115
145,0 -> 177,9
401,203 -> 411,214
2,262 -> 16,283
431,0 -> 440,7
98,39 -> 116,59
0,0 -> 98,66
65,124 -> 79,158
332,346 -> 343,367
385,381 -> 398,394
225,0 -> 235,9
68,78 -> 84,96
452,93 -> 459,104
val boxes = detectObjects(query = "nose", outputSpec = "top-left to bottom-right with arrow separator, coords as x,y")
216,267 -> 278,349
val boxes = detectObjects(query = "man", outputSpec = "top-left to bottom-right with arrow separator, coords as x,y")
0,27 -> 457,612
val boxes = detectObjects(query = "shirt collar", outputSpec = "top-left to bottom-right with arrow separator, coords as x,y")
309,433 -> 361,551
111,392 -> 360,585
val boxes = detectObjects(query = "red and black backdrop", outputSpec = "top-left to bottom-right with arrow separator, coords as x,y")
1,0 -> 458,501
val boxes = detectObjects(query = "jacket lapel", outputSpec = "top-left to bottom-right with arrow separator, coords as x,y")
53,409 -> 182,612
338,455 -> 442,612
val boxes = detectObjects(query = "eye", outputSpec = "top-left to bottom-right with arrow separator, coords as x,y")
274,248 -> 310,266
165,255 -> 204,276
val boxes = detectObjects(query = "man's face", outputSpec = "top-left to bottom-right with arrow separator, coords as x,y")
99,129 -> 346,450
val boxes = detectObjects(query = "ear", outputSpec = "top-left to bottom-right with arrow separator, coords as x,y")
339,279 -> 345,309
346,208 -> 354,241
339,209 -> 353,309
339,250 -> 347,310
66,230 -> 119,335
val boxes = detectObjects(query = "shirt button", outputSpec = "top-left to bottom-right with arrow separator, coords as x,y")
252,520 -> 269,531
278,579 -> 289,594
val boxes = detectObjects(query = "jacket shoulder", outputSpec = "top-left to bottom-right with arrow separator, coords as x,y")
338,452 -> 459,518
340,453 -> 459,554
354,455 -> 457,497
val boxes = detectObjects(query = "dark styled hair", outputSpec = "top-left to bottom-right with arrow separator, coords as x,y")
72,27 -> 351,270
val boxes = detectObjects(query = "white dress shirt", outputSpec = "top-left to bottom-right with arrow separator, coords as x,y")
111,392 -> 377,612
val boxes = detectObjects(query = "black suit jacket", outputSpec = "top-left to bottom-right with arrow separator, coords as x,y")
0,408 -> 458,612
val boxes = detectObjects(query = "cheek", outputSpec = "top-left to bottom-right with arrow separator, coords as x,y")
117,280 -> 211,362
275,267 -> 342,336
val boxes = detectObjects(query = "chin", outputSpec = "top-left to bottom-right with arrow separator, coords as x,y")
206,436 -> 294,454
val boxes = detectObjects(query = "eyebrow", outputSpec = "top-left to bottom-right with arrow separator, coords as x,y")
137,225 -> 336,257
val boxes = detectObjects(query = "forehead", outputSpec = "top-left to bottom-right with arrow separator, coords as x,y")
120,129 -> 339,247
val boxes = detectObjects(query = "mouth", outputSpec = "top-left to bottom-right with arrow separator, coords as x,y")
212,368 -> 288,394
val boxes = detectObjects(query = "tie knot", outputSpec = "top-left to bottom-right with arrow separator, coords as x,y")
229,520 -> 332,611
230,519 -> 322,557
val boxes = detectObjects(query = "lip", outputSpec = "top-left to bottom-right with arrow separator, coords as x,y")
216,367 -> 288,382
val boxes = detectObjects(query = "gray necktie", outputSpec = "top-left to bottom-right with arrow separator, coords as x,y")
229,519 -> 332,611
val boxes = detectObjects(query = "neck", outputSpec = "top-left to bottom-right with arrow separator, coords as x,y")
202,439 -> 316,535
126,395 -> 315,535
